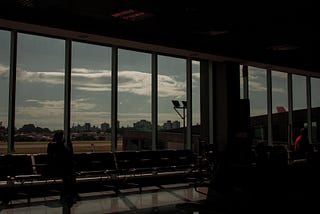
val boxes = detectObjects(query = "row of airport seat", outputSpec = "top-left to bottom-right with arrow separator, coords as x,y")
0,149 -> 198,203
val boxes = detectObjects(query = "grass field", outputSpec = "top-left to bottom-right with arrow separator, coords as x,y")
0,141 -> 123,154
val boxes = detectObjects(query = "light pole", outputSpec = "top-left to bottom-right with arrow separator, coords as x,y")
172,100 -> 187,149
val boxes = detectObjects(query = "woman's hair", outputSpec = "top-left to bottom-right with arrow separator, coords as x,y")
52,130 -> 64,142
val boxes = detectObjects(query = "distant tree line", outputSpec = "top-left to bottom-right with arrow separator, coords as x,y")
16,124 -> 52,134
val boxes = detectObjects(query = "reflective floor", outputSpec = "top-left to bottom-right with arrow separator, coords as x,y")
0,184 -> 208,214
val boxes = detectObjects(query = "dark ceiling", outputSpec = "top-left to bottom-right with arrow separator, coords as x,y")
1,0 -> 319,73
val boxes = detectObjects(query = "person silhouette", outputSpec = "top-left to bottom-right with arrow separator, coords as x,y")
47,130 -> 79,206
293,128 -> 312,159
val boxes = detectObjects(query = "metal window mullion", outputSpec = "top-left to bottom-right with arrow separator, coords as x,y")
111,46 -> 118,152
8,31 -> 17,154
64,39 -> 72,142
288,73 -> 293,145
208,61 -> 214,145
306,76 -> 312,141
267,68 -> 272,146
152,52 -> 158,151
186,58 -> 192,150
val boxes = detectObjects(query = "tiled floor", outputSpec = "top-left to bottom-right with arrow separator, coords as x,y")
0,184 -> 208,214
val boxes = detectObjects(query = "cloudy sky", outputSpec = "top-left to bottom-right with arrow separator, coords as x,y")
241,66 -> 320,116
1,30 -> 319,130
0,31 -> 201,130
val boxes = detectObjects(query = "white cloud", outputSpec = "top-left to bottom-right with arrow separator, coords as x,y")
9,65 -> 187,97
17,68 -> 64,85
118,70 -> 186,98
0,64 -> 9,79
272,71 -> 287,78
249,80 -> 266,92
192,61 -> 200,65
118,70 -> 151,96
71,98 -> 97,111
272,87 -> 286,93
248,69 -> 266,92
158,73 -> 186,98
192,72 -> 200,79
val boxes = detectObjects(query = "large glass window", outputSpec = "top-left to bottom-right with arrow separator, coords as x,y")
158,55 -> 186,150
0,30 -> 10,154
271,71 -> 288,144
15,33 -> 65,154
118,49 -> 152,151
248,66 -> 267,145
311,77 -> 320,143
192,60 -> 200,148
71,42 -> 112,153
292,74 -> 307,143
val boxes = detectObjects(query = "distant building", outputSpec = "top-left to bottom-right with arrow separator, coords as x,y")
101,122 -> 110,132
163,120 -> 180,130
84,123 -> 91,131
172,120 -> 181,129
163,120 -> 172,130
133,120 -> 152,130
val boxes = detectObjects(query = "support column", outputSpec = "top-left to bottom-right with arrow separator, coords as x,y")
206,62 -> 252,202
267,68 -> 273,146
186,58 -> 192,150
288,73 -> 293,145
200,60 -> 210,144
111,47 -> 118,152
213,62 -> 242,153
8,31 -> 17,154
152,52 -> 158,151
64,39 -> 72,143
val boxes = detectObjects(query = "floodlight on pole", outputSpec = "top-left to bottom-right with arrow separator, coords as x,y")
182,101 -> 187,108
172,100 -> 181,108
171,100 -> 187,149
172,100 -> 185,120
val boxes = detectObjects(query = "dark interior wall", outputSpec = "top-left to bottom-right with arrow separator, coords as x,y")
199,60 -> 210,143
213,62 -> 241,152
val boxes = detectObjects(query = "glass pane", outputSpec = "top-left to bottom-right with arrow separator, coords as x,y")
192,60 -> 200,151
292,74 -> 307,144
311,78 -> 320,143
0,30 -> 10,154
15,33 -> 65,154
311,78 -> 320,108
118,49 -> 151,151
71,42 -> 112,153
192,60 -> 200,126
271,71 -> 288,145
248,66 -> 267,145
158,55 -> 186,150
240,64 -> 243,99
292,75 -> 307,110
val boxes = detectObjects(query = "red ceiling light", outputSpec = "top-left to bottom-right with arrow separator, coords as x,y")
111,9 -> 153,21
111,9 -> 135,18
266,44 -> 299,51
